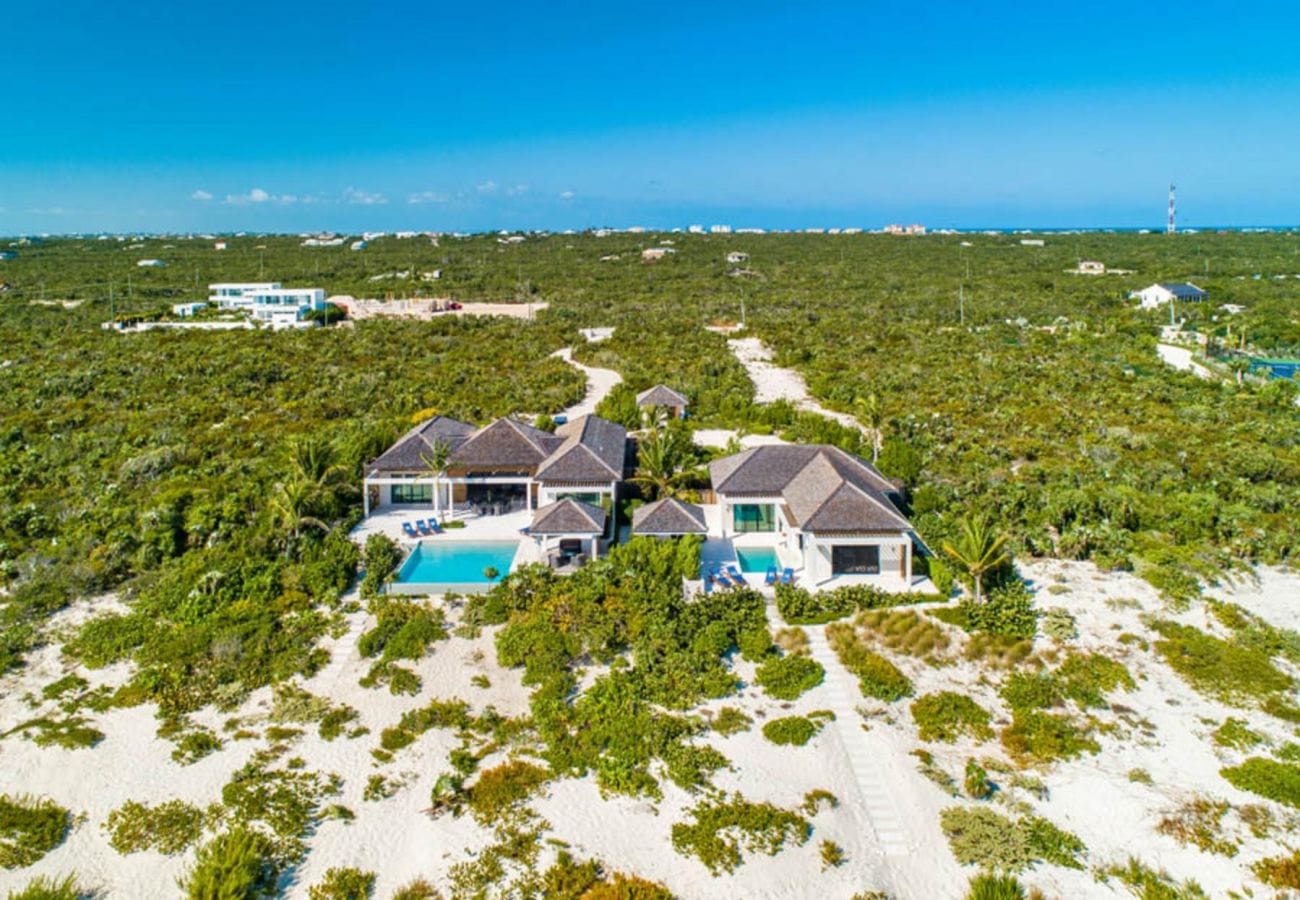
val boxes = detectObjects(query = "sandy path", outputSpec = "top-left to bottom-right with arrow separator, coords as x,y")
727,337 -> 865,432
552,347 -> 623,419
1156,343 -> 1215,380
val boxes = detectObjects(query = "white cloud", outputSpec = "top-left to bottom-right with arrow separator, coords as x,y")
224,187 -> 273,205
506,184 -> 529,197
191,189 -> 214,201
407,190 -> 449,205
559,190 -> 575,200
343,187 -> 388,206
476,180 -> 498,194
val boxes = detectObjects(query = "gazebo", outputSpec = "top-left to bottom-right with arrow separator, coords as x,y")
632,497 -> 707,537
528,498 -> 608,569
635,384 -> 689,420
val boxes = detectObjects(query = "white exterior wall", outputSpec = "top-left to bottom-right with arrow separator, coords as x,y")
716,495 -> 787,538
209,282 -> 280,310
803,535 -> 911,587
537,482 -> 617,508
1137,286 -> 1174,309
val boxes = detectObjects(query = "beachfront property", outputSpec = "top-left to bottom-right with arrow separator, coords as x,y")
708,445 -> 916,588
1133,282 -> 1208,309
171,302 -> 208,317
636,384 -> 689,420
208,282 -> 327,328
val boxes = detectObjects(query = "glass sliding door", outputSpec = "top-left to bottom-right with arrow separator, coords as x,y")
732,503 -> 776,533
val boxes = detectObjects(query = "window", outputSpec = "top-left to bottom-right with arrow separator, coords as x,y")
733,503 -> 776,533
832,544 -> 880,575
391,483 -> 432,504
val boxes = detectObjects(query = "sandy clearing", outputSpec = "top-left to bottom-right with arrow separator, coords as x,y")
727,337 -> 865,433
1156,343 -> 1215,380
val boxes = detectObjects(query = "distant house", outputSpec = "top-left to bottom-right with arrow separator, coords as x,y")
208,282 -> 325,328
1019,238 -> 1045,247
709,445 -> 916,587
1078,260 -> 1106,274
884,224 -> 926,236
214,241 -> 227,251
636,384 -> 689,419
632,497 -> 707,538
137,259 -> 167,268
1134,282 -> 1208,309
726,252 -> 749,264
350,240 -> 368,251
172,302 -> 207,318
641,248 -> 675,262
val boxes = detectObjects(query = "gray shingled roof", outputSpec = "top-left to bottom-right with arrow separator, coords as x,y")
529,498 -> 607,534
636,384 -> 689,408
632,497 -> 707,535
710,444 -> 909,534
448,418 -> 561,470
535,415 -> 627,483
1158,282 -> 1207,299
368,415 -> 476,473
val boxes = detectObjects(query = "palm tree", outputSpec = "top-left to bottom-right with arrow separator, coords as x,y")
419,438 -> 452,522
941,514 -> 1011,603
630,425 -> 692,500
267,477 -> 330,556
854,392 -> 885,463
285,436 -> 353,518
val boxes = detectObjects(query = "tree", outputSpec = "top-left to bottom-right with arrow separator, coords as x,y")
854,392 -> 885,463
419,438 -> 452,522
630,424 -> 694,500
942,514 -> 1011,604
179,827 -> 276,899
267,477 -> 330,556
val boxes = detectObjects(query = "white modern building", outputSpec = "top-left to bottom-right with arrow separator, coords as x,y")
1133,282 -> 1208,309
209,282 -> 281,310
207,283 -> 326,328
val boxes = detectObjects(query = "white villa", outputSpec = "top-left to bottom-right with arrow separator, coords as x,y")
208,282 -> 327,328
1133,282 -> 1208,309
359,403 -> 926,594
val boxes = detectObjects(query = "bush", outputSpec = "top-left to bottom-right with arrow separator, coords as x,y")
711,707 -> 752,736
105,799 -> 205,855
1155,796 -> 1236,857
911,692 -> 993,743
753,655 -> 824,700
928,557 -> 956,599
308,867 -> 376,900
762,716 -> 822,747
1000,710 -> 1099,763
179,827 -> 276,899
5,875 -> 84,900
0,795 -> 71,869
1212,717 -> 1263,750
776,583 -> 924,625
964,759 -> 993,800
1096,858 -> 1208,899
826,622 -> 913,701
1150,620 -> 1292,704
965,872 -> 1025,900
390,879 -> 442,900
1254,849 -> 1300,890
940,806 -> 1085,872
962,582 -> 1037,639
1040,608 -> 1077,641
360,534 -> 402,600
670,794 -> 810,875
819,839 -> 845,869
466,760 -> 549,826
1220,758 -> 1300,809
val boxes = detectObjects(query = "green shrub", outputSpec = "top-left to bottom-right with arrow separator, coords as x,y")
1212,717 -> 1264,750
105,799 -> 205,855
1040,608 -> 1077,641
801,789 -> 838,816
965,872 -> 1025,900
737,628 -> 774,662
761,716 -> 822,747
1155,796 -> 1236,857
1096,857 -> 1208,899
940,806 -> 1085,872
753,654 -> 824,700
171,728 -> 223,765
360,534 -> 402,600
390,879 -> 441,900
307,867 -> 376,900
819,839 -> 845,869
776,583 -> 923,625
964,759 -> 993,800
826,622 -> 912,701
2,716 -> 103,750
928,556 -> 956,599
5,875 -> 84,900
711,707 -> 752,736
1150,620 -> 1292,704
179,827 -> 276,899
1253,849 -> 1300,890
1000,710 -> 1099,763
911,692 -> 993,743
1220,757 -> 1300,808
961,581 -> 1037,638
0,795 -> 71,869
466,760 -> 549,826
670,794 -> 810,875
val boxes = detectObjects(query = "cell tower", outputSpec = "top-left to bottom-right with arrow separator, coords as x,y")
1167,182 -> 1176,235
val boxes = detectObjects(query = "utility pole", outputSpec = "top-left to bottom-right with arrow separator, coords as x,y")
958,284 -> 965,325
109,280 -> 115,321
1167,182 -> 1177,235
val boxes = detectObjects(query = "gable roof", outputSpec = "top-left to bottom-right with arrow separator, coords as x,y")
636,384 -> 689,408
535,415 -> 627,483
448,417 -> 561,470
529,498 -> 607,535
1155,282 -> 1207,298
368,415 -> 477,472
632,497 -> 707,535
709,444 -> 909,534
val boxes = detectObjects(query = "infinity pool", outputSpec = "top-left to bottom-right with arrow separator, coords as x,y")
393,540 -> 520,591
736,546 -> 779,574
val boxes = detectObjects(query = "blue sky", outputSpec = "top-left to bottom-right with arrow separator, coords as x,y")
4,0 -> 1300,233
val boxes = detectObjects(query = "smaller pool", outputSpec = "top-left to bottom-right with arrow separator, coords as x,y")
394,540 -> 520,592
736,546 -> 779,574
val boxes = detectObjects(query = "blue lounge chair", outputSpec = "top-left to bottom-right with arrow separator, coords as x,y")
415,521 -> 433,536
765,566 -> 779,586
401,522 -> 419,539
424,519 -> 443,534
780,567 -> 795,585
710,566 -> 732,588
726,565 -> 748,586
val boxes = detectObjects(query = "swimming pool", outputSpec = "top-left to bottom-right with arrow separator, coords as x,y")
736,546 -> 779,574
392,540 -> 520,593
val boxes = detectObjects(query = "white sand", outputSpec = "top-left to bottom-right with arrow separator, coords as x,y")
552,347 -> 623,419
727,337 -> 865,433
3,564 -> 1299,898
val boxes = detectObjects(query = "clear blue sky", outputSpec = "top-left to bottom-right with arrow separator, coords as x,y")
5,0 -> 1300,233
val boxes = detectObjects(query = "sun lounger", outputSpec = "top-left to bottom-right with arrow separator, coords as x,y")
726,565 -> 748,586
780,567 -> 795,585
401,522 -> 419,539
765,566 -> 779,586
424,519 -> 442,534
415,521 -> 433,536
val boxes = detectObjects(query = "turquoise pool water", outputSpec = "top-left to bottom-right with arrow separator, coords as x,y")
396,541 -> 520,586
736,546 -> 779,573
